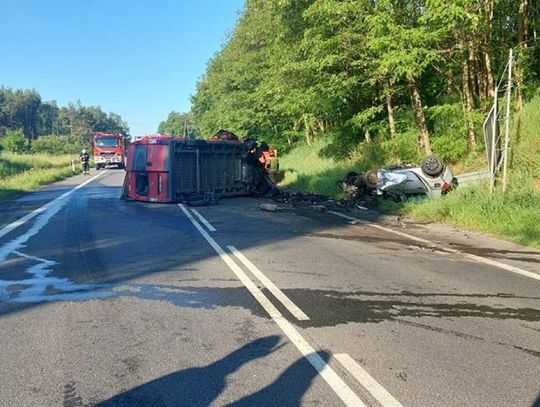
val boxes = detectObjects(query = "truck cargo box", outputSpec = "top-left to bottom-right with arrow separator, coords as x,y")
123,135 -> 273,204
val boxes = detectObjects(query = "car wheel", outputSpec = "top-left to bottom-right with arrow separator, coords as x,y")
364,169 -> 379,189
420,155 -> 444,177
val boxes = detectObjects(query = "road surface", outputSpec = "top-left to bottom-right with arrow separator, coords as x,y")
0,169 -> 539,406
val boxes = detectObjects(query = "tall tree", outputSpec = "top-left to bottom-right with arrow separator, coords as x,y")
0,87 -> 41,140
158,111 -> 200,138
37,101 -> 60,136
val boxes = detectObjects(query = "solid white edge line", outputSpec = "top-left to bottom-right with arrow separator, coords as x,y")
191,208 -> 217,232
227,245 -> 310,321
0,171 -> 107,240
335,354 -> 403,407
328,210 -> 540,282
178,204 -> 366,407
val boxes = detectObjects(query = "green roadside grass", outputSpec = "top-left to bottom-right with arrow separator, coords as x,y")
0,152 -> 78,201
279,139 -> 355,197
405,184 -> 540,248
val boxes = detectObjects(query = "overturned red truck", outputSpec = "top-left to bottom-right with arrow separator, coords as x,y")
123,131 -> 278,204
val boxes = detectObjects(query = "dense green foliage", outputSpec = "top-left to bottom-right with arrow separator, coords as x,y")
0,129 -> 28,154
189,0 -> 539,162
0,87 -> 130,154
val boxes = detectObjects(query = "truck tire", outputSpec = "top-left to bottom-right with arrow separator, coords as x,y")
420,155 -> 444,177
95,164 -> 101,170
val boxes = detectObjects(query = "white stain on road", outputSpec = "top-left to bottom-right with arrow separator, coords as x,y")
0,251 -> 111,303
0,172 -> 111,303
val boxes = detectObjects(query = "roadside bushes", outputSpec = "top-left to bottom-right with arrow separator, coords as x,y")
426,103 -> 477,162
0,129 -> 29,153
0,129 -> 86,155
30,134 -> 85,155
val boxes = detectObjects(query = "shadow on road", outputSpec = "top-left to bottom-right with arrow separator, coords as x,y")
94,335 -> 328,407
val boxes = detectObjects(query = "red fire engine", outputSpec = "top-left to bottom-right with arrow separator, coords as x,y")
92,132 -> 126,170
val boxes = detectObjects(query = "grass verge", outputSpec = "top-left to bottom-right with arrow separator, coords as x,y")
0,152 -> 77,201
405,184 -> 540,248
279,139 -> 353,197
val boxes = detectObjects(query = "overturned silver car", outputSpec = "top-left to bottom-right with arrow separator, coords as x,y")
339,156 -> 458,201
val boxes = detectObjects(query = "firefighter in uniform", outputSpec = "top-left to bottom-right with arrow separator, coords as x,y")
80,149 -> 90,175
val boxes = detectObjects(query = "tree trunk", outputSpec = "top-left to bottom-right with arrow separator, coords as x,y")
483,0 -> 495,99
468,40 -> 480,104
460,45 -> 477,148
303,114 -> 312,146
408,77 -> 432,155
484,51 -> 495,99
386,84 -> 397,138
364,129 -> 372,144
477,54 -> 488,101
516,0 -> 528,114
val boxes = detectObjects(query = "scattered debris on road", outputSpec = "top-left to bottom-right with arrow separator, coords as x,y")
259,203 -> 280,212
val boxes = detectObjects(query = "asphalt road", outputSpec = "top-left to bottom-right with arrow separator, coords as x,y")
0,169 -> 539,407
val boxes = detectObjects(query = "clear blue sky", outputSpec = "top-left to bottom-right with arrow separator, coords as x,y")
0,0 -> 244,136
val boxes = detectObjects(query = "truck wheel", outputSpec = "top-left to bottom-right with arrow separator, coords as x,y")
420,155 -> 444,177
95,164 -> 101,170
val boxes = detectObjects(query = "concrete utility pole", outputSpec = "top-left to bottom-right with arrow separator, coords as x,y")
490,86 -> 498,193
502,49 -> 513,192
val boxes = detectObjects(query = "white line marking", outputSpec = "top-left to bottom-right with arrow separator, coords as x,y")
0,171 -> 107,240
328,210 -> 540,282
227,245 -> 310,321
0,171 -> 108,262
335,354 -> 403,407
191,208 -> 217,232
178,204 -> 365,407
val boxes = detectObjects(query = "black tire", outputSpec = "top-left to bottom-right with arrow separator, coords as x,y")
344,171 -> 358,184
420,155 -> 444,177
363,169 -> 379,189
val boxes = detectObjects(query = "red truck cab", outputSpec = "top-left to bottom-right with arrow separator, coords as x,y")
93,132 -> 126,170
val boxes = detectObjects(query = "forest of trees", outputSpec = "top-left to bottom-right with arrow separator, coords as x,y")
189,0 -> 539,162
0,87 -> 129,154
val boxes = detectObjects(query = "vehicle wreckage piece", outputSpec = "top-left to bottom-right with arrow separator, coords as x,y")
123,134 -> 277,204
338,155 -> 457,201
